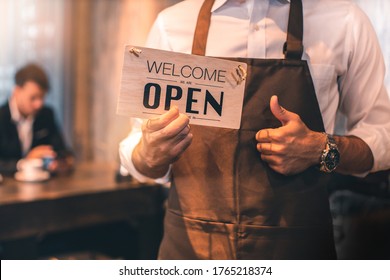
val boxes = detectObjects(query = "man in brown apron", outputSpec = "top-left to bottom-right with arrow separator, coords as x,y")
130,0 -> 376,259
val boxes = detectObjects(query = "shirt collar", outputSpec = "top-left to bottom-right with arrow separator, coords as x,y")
9,95 -> 33,123
212,0 -> 290,12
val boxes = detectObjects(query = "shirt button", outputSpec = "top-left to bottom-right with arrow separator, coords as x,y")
253,24 -> 260,31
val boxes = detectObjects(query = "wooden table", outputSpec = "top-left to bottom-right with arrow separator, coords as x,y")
0,162 -> 165,259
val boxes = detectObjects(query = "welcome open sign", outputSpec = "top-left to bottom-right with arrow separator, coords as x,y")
117,46 -> 247,129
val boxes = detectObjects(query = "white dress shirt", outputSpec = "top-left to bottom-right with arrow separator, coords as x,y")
9,96 -> 34,156
120,0 -> 390,183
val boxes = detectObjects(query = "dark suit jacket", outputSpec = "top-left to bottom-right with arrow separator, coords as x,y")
0,102 -> 71,175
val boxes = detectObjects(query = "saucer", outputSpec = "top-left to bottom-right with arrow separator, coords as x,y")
14,170 -> 50,182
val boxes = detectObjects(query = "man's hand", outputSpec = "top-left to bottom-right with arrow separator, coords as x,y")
26,145 -> 74,174
49,155 -> 75,174
256,95 -> 325,175
26,145 -> 56,159
132,106 -> 193,179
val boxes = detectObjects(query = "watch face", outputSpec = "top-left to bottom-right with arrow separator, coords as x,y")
324,148 -> 340,171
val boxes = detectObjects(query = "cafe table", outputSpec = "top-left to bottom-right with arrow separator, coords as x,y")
0,161 -> 165,259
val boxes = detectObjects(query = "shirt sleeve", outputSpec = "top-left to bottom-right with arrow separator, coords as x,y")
338,4 -> 390,173
118,15 -> 173,184
145,14 -> 173,51
119,118 -> 172,185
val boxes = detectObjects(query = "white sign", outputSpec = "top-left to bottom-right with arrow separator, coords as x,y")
117,46 -> 247,129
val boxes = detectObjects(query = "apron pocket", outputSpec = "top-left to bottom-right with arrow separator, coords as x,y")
238,224 -> 336,260
159,210 -> 236,260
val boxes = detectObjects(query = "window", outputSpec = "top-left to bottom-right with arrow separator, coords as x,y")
0,0 -> 67,127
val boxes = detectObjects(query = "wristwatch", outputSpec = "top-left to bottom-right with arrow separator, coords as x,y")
320,133 -> 340,173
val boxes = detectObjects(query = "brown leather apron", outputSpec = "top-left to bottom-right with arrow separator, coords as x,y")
158,0 -> 336,259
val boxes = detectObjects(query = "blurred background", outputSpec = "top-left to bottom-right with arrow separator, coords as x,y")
0,0 -> 389,260
0,0 -> 389,164
0,0 -> 182,164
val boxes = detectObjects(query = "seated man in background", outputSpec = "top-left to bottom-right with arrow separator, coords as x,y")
0,63 -> 74,175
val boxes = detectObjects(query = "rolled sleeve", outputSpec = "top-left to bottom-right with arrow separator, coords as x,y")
338,5 -> 390,174
346,90 -> 390,173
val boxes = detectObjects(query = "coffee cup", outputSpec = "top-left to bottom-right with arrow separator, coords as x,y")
15,158 -> 50,182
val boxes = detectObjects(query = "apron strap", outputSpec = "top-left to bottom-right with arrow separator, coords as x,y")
192,0 -> 304,60
284,0 -> 304,60
192,0 -> 215,55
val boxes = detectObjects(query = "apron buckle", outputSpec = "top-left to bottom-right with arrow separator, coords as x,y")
283,42 -> 304,59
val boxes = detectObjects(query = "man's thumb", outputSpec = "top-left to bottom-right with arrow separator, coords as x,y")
270,95 -> 294,126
